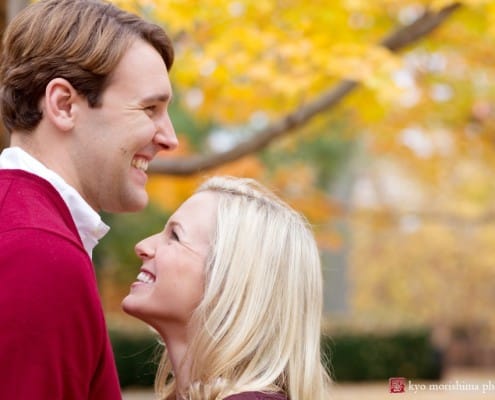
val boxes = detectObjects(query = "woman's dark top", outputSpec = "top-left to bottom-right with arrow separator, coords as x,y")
225,391 -> 288,400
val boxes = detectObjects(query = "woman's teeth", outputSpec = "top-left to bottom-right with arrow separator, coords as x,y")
136,271 -> 155,284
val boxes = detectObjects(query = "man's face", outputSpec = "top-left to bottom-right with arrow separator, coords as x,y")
73,39 -> 178,212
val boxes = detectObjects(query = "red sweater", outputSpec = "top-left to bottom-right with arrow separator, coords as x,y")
0,169 -> 121,399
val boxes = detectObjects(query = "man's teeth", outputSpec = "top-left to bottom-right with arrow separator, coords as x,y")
132,158 -> 149,172
137,271 -> 155,284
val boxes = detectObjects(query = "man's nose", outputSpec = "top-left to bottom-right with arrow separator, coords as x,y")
153,114 -> 178,151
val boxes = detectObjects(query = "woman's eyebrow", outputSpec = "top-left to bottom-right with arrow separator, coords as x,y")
169,220 -> 184,234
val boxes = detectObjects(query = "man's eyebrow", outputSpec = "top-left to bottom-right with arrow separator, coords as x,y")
142,93 -> 173,104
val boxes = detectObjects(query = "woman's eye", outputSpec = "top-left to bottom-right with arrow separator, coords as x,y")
171,229 -> 179,241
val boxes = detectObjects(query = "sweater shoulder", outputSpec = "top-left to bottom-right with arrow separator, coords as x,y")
0,169 -> 80,243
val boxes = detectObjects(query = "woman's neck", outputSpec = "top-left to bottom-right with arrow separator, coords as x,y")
159,327 -> 193,397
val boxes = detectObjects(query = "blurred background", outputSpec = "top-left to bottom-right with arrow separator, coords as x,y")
2,0 -> 495,394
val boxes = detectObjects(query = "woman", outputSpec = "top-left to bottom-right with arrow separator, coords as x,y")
122,176 -> 332,399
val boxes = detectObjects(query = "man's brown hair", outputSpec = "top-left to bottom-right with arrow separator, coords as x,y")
0,0 -> 174,133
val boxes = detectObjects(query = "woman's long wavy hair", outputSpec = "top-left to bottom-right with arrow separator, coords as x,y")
155,176 -> 331,400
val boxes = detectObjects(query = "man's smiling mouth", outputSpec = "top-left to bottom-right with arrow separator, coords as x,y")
131,157 -> 149,172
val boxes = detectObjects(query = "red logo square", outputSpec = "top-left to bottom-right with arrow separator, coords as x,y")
389,377 -> 406,393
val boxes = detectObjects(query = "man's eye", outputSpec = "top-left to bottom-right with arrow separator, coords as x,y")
144,105 -> 156,115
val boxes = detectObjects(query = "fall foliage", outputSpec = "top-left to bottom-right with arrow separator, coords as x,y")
97,1 -> 495,355
2,0 -> 494,362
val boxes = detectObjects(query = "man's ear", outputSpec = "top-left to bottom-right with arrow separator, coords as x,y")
43,78 -> 79,131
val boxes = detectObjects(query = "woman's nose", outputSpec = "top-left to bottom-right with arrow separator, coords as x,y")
135,236 -> 155,259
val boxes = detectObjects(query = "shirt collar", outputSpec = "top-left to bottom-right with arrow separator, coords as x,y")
0,146 -> 109,258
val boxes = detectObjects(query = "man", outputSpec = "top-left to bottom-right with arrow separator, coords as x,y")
0,0 -> 178,398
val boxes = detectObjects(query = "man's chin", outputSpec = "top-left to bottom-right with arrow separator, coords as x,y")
110,191 -> 148,213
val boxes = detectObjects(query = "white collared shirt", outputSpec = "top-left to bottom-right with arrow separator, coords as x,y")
0,146 -> 109,258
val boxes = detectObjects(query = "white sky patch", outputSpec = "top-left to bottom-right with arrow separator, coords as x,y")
399,126 -> 454,158
352,178 -> 377,207
250,111 -> 269,130
228,2 -> 245,17
185,88 -> 204,109
208,129 -> 237,152
348,12 -> 374,29
432,129 -> 454,156
399,127 -> 434,158
404,51 -> 447,74
200,59 -> 217,77
430,83 -> 453,102
393,69 -> 421,108
393,69 -> 416,89
398,4 -> 425,25
400,87 -> 422,108
426,52 -> 447,73
352,162 -> 425,210
399,214 -> 422,234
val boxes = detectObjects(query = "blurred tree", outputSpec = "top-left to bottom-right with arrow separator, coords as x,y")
138,0 -> 465,175
2,1 -> 492,171
4,1 -> 495,348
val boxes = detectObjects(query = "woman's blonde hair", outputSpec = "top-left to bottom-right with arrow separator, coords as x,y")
156,176 -> 331,399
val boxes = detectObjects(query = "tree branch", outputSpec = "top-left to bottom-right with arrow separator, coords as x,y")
354,208 -> 495,227
150,2 -> 461,175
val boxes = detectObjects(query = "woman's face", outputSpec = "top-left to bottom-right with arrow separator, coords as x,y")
122,191 -> 218,333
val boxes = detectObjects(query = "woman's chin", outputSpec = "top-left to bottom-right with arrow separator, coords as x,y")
121,295 -> 137,317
